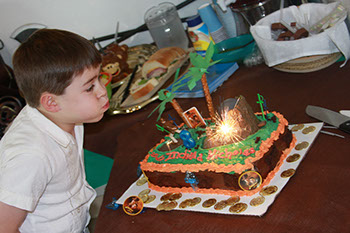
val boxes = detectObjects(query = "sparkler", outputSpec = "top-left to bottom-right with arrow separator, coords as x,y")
206,108 -> 243,149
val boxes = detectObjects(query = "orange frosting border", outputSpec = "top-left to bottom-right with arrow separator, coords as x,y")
140,111 -> 288,174
147,135 -> 297,196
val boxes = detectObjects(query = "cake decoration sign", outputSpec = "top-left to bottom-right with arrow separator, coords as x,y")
183,107 -> 206,128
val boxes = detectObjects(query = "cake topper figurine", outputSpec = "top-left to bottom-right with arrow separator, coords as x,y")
159,117 -> 179,134
106,197 -> 120,210
156,124 -> 178,143
185,171 -> 199,191
179,130 -> 196,149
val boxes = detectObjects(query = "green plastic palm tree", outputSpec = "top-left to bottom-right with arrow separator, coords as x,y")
183,42 -> 219,121
149,69 -> 188,124
151,42 -> 219,125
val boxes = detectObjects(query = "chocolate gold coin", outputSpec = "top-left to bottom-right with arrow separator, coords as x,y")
139,194 -> 148,203
302,126 -> 316,134
164,201 -> 178,211
202,198 -> 217,208
138,189 -> 151,197
179,199 -> 192,209
281,168 -> 295,178
286,153 -> 301,163
259,185 -> 278,196
144,195 -> 156,204
295,141 -> 309,150
225,196 -> 240,206
169,193 -> 182,201
229,203 -> 248,213
250,196 -> 265,207
160,193 -> 173,202
156,201 -> 168,211
214,200 -> 228,210
188,197 -> 201,207
291,124 -> 304,132
136,176 -> 148,186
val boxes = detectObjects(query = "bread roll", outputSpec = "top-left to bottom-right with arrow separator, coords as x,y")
142,47 -> 186,79
130,78 -> 159,99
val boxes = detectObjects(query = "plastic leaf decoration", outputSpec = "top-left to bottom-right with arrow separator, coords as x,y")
182,42 -> 219,90
149,68 -> 182,121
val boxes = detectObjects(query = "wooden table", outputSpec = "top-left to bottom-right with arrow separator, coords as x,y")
87,62 -> 350,233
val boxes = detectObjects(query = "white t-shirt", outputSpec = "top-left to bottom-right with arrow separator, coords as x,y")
0,105 -> 96,233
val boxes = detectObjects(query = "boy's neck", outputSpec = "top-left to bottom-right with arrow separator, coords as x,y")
37,107 -> 76,137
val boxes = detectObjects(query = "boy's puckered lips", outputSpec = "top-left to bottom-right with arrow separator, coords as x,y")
103,100 -> 110,110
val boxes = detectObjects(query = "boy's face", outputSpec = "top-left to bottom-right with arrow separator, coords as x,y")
55,65 -> 109,124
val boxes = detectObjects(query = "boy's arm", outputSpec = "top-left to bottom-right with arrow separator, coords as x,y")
0,201 -> 27,233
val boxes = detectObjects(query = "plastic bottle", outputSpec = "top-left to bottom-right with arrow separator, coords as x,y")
186,15 -> 212,55
198,3 -> 229,44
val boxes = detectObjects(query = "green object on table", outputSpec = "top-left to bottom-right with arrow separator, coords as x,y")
212,34 -> 256,64
106,83 -> 112,99
99,72 -> 112,99
84,149 -> 114,189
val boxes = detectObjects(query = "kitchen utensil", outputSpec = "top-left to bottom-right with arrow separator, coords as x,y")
340,110 -> 350,117
306,105 -> 350,134
121,65 -> 138,104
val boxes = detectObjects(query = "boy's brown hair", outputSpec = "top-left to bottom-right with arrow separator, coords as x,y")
13,29 -> 102,107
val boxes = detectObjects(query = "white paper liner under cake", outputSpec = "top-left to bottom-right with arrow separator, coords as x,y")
116,123 -> 323,216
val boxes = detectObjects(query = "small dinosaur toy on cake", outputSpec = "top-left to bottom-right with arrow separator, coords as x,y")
140,43 -> 296,196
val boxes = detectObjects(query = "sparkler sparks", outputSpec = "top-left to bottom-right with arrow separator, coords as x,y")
206,108 -> 243,147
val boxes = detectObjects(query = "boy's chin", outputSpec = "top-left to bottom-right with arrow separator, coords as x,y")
84,113 -> 105,123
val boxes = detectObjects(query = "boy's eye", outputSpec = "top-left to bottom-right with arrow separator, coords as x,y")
86,84 -> 95,92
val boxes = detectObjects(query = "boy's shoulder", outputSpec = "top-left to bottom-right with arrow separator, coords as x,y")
1,105 -> 79,154
1,106 -> 48,153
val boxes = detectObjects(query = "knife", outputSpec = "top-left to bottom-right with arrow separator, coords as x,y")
306,105 -> 350,134
120,64 -> 138,104
340,110 -> 350,117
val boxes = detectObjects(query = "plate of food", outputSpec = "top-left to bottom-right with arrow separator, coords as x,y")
102,44 -> 158,89
108,47 -> 191,115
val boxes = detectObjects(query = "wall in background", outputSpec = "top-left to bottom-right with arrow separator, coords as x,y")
0,0 -> 209,66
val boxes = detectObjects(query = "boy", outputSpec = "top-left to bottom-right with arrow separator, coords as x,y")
0,29 -> 109,232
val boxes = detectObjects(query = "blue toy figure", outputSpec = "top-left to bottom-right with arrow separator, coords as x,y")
185,171 -> 199,191
180,130 -> 196,149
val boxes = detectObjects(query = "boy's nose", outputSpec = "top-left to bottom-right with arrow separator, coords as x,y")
97,81 -> 107,98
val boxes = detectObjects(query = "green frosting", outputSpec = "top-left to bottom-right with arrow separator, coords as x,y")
147,113 -> 279,169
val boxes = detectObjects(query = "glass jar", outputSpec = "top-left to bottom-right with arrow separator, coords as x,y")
144,2 -> 189,50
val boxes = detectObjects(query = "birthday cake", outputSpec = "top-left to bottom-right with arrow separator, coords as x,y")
140,96 -> 296,196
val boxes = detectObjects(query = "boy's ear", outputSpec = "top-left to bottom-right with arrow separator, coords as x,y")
40,93 -> 61,112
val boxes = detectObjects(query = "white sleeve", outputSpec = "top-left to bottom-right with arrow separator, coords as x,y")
0,153 -> 51,211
